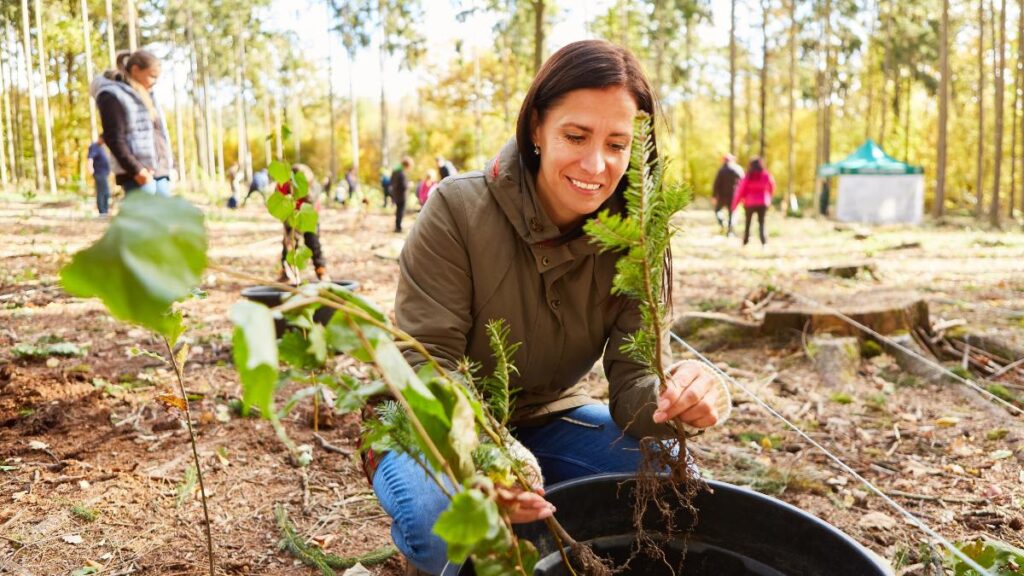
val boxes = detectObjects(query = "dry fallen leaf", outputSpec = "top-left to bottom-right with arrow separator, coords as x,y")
936,416 -> 960,427
156,394 -> 187,412
858,511 -> 897,531
62,534 -> 83,545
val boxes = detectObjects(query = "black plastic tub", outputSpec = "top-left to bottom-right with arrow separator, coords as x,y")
240,279 -> 359,336
444,473 -> 891,576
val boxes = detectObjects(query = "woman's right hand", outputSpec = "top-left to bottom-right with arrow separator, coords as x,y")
134,168 -> 153,185
495,486 -> 556,524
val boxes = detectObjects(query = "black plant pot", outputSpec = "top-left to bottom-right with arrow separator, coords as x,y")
444,473 -> 891,576
240,280 -> 360,337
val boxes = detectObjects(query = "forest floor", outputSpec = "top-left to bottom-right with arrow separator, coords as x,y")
0,189 -> 1022,576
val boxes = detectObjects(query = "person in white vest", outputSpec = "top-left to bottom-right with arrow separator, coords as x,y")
90,50 -> 173,197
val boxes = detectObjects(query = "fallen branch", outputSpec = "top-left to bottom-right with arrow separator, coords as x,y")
887,490 -> 987,505
313,433 -> 353,455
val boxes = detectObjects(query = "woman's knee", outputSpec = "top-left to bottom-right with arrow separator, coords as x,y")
372,452 -> 451,574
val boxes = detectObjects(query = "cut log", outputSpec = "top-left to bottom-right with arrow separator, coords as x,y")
761,289 -> 930,339
808,335 -> 860,389
671,312 -> 761,351
808,262 -> 878,279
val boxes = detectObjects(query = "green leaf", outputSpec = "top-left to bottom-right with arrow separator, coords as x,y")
324,285 -> 387,324
293,169 -> 309,200
60,194 -> 207,339
432,489 -> 502,564
286,245 -> 313,271
281,124 -> 292,141
449,389 -> 480,479
230,301 -> 279,416
279,330 -> 322,370
295,203 -> 319,233
325,312 -> 383,362
268,160 -> 292,185
474,540 -> 539,576
948,537 -> 1024,576
267,190 -> 296,221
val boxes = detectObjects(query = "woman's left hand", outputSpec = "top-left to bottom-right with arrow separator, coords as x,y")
652,362 -> 721,428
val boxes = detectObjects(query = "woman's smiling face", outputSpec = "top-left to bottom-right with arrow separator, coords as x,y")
531,86 -> 637,230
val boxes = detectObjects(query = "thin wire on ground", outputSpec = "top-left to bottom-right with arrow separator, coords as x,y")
669,331 -> 994,576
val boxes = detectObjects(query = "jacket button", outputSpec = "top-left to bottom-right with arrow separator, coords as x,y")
541,256 -> 550,267
550,299 -> 560,310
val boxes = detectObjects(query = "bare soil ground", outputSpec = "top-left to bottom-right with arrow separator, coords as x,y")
1,191 -> 1022,576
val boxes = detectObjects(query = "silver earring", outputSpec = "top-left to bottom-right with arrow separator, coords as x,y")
533,143 -> 540,156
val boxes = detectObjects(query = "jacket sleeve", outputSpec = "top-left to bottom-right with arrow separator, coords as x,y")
96,92 -> 145,177
604,298 -> 675,439
395,187 -> 472,372
605,299 -> 733,440
731,179 -> 747,212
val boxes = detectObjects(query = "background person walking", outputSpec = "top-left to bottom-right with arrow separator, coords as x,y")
87,137 -> 111,216
731,157 -> 775,246
712,153 -> 743,236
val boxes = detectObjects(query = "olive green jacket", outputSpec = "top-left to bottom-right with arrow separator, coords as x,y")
396,139 -> 730,439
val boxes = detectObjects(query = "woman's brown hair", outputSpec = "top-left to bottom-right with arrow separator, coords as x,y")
515,40 -> 659,181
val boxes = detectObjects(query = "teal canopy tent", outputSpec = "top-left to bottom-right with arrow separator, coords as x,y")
817,140 -> 924,224
817,140 -> 924,177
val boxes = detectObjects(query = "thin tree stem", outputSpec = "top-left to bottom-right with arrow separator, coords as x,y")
164,338 -> 216,576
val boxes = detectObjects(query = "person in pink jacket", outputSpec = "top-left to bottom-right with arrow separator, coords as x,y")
731,157 -> 775,246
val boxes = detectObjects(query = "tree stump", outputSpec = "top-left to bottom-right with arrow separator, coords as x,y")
670,312 -> 761,351
760,289 -> 930,339
809,335 -> 860,389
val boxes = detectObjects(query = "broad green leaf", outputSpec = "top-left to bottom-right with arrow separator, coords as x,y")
331,376 -> 387,413
948,538 -> 1024,576
281,124 -> 292,141
325,312 -> 382,362
266,190 -> 295,221
293,169 -> 309,200
268,160 -> 291,184
432,489 -> 501,563
164,311 -> 185,346
295,203 -> 318,233
60,194 -> 206,339
286,245 -> 312,270
324,284 -> 387,324
279,331 -> 322,369
449,389 -> 479,479
230,301 -> 279,416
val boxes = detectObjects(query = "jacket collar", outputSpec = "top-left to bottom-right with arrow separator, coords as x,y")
485,138 -> 624,253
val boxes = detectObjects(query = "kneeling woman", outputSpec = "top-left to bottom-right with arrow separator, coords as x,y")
372,40 -> 732,575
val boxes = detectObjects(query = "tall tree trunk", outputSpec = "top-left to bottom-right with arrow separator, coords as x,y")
378,27 -> 389,170
990,0 -> 1006,226
328,28 -> 337,184
348,48 -> 360,176
127,0 -> 138,51
262,94 -> 272,165
235,31 -> 250,180
173,76 -> 186,182
759,0 -> 769,159
185,13 -> 208,178
200,46 -> 215,179
20,0 -> 44,192
33,0 -> 57,195
902,73 -> 911,161
215,104 -> 225,184
5,24 -> 22,180
729,0 -> 737,154
863,0 -> 878,142
81,0 -> 97,141
823,0 -> 832,166
976,0 -> 986,217
533,0 -> 545,74
0,27 -> 14,182
0,60 -> 7,184
1011,0 -> 1019,217
787,0 -> 797,212
745,69 -> 753,158
935,0 -> 949,218
105,0 -> 115,69
274,91 -> 283,159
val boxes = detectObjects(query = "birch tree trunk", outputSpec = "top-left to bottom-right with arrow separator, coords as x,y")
4,24 -> 22,180
105,0 -> 115,69
173,76 -> 186,182
787,0 -> 797,212
127,0 -> 138,52
81,0 -> 97,141
990,0 -> 1006,226
348,48 -> 360,175
729,0 -> 737,154
328,29 -> 337,184
215,104 -> 225,184
20,0 -> 44,192
0,60 -> 7,184
1016,0 -> 1024,218
935,0 -> 949,218
200,46 -> 215,179
378,30 -> 389,170
262,95 -> 272,165
759,0 -> 769,159
532,0 -> 545,74
235,31 -> 250,180
34,0 -> 58,195
976,0 -> 986,218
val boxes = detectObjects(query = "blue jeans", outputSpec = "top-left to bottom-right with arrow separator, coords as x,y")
95,175 -> 110,214
372,404 -> 665,574
123,176 -> 171,197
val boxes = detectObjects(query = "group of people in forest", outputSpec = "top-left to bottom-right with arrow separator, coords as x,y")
87,40 -> 742,575
713,153 -> 776,246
